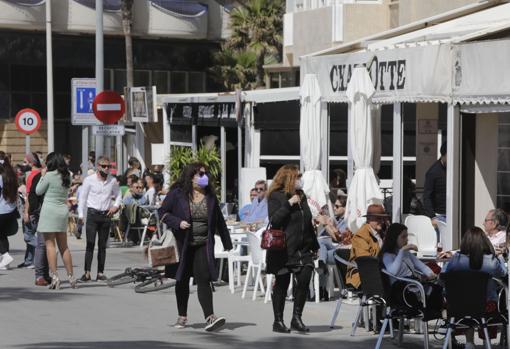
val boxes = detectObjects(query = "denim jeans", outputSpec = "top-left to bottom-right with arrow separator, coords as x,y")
22,221 -> 37,265
32,215 -> 49,280
318,237 -> 337,287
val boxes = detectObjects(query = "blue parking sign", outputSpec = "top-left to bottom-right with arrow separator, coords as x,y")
71,78 -> 99,125
76,87 -> 96,113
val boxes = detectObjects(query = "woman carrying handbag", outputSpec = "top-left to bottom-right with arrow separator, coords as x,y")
266,164 -> 319,333
158,162 -> 232,332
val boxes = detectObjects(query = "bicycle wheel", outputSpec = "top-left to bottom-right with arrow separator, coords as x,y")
134,277 -> 176,293
107,272 -> 137,287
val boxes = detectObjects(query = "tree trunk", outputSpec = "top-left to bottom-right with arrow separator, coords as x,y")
255,48 -> 266,88
121,0 -> 134,88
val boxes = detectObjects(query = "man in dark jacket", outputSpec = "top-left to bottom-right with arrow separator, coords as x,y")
423,142 -> 447,224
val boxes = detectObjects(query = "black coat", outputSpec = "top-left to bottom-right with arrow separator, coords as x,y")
266,190 -> 319,274
158,188 -> 233,281
423,159 -> 446,218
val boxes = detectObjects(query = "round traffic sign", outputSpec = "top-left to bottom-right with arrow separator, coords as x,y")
15,108 -> 42,135
92,91 -> 125,124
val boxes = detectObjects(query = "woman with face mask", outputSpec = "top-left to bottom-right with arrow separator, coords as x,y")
158,162 -> 233,332
266,164 -> 319,333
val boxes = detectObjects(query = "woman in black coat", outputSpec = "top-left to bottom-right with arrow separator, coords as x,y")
266,164 -> 319,333
158,162 -> 232,332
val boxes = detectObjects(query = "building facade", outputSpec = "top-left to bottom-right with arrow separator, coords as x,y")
0,0 -> 235,167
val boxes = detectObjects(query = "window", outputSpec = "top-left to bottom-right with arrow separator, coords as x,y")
170,72 -> 187,93
497,114 -> 510,210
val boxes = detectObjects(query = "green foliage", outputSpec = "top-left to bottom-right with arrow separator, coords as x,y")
168,144 -> 222,196
211,0 -> 285,89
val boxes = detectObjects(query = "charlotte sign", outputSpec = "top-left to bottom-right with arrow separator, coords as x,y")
301,44 -> 452,104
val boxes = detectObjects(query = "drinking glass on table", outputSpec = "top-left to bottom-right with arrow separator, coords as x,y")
226,214 -> 237,225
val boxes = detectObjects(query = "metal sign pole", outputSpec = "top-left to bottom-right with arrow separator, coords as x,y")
25,135 -> 30,154
82,127 -> 89,178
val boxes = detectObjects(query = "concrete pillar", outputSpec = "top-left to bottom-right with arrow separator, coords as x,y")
415,103 -> 439,188
474,114 -> 498,227
446,104 -> 461,250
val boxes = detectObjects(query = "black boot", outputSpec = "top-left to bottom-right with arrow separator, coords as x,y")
272,290 -> 290,333
291,288 -> 310,332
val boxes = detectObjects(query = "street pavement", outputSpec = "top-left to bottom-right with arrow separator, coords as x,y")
2,230 -> 450,349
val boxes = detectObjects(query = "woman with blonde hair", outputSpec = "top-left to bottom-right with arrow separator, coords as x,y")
266,164 -> 319,333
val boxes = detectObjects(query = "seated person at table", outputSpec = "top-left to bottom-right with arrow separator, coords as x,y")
123,179 -> 147,206
380,223 -> 436,282
442,226 -> 507,347
239,188 -> 257,221
315,194 -> 351,300
346,204 -> 389,289
482,208 -> 508,252
242,180 -> 268,225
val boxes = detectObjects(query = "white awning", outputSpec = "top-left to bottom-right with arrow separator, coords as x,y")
301,44 -> 452,104
157,87 -> 300,106
367,3 -> 510,51
242,87 -> 300,103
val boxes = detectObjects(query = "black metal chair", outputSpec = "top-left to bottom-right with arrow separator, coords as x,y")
442,271 -> 494,349
329,249 -> 365,332
354,256 -> 435,349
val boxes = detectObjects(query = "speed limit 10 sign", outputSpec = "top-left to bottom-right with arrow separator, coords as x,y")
15,108 -> 42,135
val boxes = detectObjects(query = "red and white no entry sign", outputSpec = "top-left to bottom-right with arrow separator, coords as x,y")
92,91 -> 125,124
15,108 -> 42,135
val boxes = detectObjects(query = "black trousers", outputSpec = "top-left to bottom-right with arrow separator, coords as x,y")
84,209 -> 112,273
272,265 -> 314,319
175,244 -> 214,319
0,236 -> 8,254
0,211 -> 18,254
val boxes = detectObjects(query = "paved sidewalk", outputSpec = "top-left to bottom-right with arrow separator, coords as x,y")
2,231 -> 448,349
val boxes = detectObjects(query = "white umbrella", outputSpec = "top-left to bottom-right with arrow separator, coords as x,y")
345,66 -> 384,233
300,74 -> 331,217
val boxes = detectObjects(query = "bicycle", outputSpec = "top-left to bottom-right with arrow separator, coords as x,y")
107,267 -> 176,293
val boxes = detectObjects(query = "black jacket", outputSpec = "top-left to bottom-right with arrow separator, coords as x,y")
423,159 -> 446,218
158,188 -> 233,281
28,173 -> 44,216
266,190 -> 319,274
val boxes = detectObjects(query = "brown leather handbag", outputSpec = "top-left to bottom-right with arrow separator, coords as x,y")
260,223 -> 286,251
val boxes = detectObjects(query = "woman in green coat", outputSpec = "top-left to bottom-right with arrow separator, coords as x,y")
36,153 -> 76,289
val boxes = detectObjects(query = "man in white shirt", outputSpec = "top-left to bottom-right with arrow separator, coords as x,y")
483,208 -> 508,252
78,156 -> 122,282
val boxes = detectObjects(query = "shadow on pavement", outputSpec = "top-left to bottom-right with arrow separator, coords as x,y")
13,341 -> 192,349
187,322 -> 256,330
0,287 -> 90,302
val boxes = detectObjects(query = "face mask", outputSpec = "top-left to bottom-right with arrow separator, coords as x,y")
196,174 -> 209,188
295,178 -> 304,190
133,192 -> 143,199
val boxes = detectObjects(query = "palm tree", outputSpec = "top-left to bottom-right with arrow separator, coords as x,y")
227,0 -> 284,88
210,46 -> 257,90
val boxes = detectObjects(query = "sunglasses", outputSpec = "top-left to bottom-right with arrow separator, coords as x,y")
133,186 -> 142,189
255,187 -> 265,192
99,164 -> 111,169
334,204 -> 343,209
297,173 -> 303,178
197,171 -> 206,177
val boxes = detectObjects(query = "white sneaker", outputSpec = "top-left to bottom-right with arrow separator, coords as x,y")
0,253 -> 13,270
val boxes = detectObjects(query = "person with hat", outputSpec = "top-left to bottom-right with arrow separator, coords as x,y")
346,203 -> 389,289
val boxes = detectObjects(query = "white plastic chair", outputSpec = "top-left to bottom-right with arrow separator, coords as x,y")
242,232 -> 269,301
435,220 -> 448,245
214,235 -> 229,281
228,234 -> 250,293
404,215 -> 437,255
